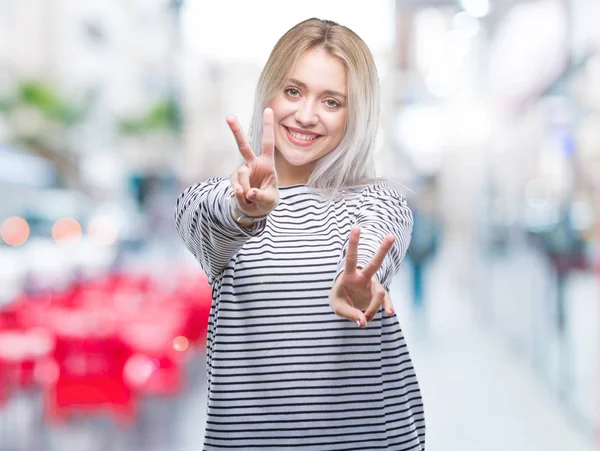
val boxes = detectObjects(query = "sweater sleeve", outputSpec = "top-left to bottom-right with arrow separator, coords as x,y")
336,182 -> 413,288
173,177 -> 267,283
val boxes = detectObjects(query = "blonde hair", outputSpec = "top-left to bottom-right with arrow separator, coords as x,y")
248,18 -> 380,196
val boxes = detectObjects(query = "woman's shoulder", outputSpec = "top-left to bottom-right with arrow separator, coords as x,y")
201,176 -> 228,187
355,179 -> 410,204
175,177 -> 231,210
180,177 -> 228,194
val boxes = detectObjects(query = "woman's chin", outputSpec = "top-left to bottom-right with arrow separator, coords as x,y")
277,150 -> 315,168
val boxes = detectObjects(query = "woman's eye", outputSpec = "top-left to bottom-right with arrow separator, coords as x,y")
325,99 -> 341,108
285,87 -> 300,97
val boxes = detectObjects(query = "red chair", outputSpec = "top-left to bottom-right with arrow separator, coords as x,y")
43,308 -> 136,426
123,353 -> 185,397
119,309 -> 187,397
0,323 -> 55,390
175,275 -> 212,348
0,359 -> 8,406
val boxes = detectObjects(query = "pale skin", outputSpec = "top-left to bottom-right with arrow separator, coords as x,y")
226,108 -> 396,327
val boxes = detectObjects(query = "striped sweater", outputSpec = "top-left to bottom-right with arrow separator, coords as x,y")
174,178 -> 425,450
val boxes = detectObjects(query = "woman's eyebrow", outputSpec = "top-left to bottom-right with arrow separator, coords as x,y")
287,78 -> 347,100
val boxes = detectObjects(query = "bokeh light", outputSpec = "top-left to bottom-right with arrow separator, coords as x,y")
0,216 -> 30,246
87,215 -> 119,246
52,217 -> 82,243
459,0 -> 490,18
124,354 -> 158,387
173,336 -> 189,352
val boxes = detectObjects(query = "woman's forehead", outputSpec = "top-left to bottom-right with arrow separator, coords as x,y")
285,48 -> 347,92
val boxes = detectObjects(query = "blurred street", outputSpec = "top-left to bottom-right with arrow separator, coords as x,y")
3,239 -> 594,451
394,239 -> 595,451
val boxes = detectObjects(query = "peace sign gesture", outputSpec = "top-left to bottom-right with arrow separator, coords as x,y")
227,108 -> 279,218
329,227 -> 396,328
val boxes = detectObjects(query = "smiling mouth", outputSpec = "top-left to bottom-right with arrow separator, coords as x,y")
284,126 -> 322,146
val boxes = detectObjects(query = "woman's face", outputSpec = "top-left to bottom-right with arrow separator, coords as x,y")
269,47 -> 348,185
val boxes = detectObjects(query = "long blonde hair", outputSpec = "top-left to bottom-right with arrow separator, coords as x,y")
248,18 -> 380,196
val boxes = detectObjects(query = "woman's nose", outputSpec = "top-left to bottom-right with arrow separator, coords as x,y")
294,99 -> 318,127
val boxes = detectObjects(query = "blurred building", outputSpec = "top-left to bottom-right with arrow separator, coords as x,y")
0,0 -> 184,195
391,0 -> 600,437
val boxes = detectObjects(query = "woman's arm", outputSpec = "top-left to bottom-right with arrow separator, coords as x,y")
329,182 -> 413,326
337,182 -> 413,288
175,109 -> 278,283
174,177 -> 267,283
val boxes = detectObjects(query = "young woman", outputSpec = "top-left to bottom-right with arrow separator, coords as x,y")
175,18 -> 425,451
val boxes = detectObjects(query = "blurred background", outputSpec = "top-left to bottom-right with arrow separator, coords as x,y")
0,0 -> 598,450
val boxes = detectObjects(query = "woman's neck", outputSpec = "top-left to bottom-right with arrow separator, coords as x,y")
275,157 -> 313,187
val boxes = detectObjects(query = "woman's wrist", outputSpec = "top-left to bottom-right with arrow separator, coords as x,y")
229,194 -> 268,226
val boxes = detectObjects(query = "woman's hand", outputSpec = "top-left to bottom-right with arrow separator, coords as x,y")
329,227 -> 396,328
227,108 -> 279,217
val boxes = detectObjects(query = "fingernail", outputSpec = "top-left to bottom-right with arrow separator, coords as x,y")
356,320 -> 361,327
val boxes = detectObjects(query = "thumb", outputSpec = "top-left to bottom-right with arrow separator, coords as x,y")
248,187 -> 278,208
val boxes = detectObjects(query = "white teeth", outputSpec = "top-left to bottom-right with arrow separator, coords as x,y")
288,129 -> 318,141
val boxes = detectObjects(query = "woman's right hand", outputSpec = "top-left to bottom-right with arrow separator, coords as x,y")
227,108 -> 279,217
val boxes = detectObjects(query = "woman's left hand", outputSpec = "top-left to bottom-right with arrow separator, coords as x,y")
329,227 -> 396,328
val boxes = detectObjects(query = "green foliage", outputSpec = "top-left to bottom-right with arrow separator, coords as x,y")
0,98 -> 10,113
18,81 -> 84,125
119,97 -> 181,135
0,80 -> 85,125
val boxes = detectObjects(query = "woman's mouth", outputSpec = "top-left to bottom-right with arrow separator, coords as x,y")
284,126 -> 321,147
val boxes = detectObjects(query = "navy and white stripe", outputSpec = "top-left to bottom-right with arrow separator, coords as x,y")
175,178 -> 425,451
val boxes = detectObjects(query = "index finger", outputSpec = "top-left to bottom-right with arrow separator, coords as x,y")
361,235 -> 395,280
343,227 -> 360,275
226,115 -> 256,162
261,108 -> 275,159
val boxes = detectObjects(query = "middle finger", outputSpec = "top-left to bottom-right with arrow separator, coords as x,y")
361,235 -> 395,280
343,227 -> 361,275
261,108 -> 275,160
